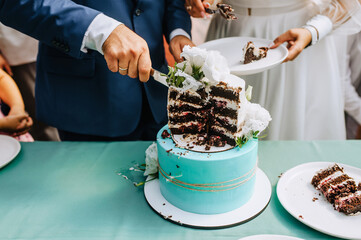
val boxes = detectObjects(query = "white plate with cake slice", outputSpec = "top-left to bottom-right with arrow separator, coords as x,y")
198,37 -> 288,76
277,162 -> 361,240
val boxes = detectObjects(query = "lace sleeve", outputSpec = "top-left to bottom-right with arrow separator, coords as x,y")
312,0 -> 361,33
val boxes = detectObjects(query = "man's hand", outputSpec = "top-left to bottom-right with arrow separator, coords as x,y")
102,24 -> 152,82
169,36 -> 195,63
185,0 -> 214,18
271,28 -> 312,62
0,54 -> 13,76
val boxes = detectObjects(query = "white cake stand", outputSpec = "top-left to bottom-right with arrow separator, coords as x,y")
144,168 -> 272,229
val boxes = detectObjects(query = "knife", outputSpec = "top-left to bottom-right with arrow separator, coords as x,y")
150,68 -> 168,87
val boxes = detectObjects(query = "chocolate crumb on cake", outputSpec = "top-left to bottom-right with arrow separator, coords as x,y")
311,163 -> 361,215
242,41 -> 268,64
161,130 -> 170,139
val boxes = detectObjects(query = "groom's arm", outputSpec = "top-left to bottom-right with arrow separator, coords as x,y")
0,0 -> 100,58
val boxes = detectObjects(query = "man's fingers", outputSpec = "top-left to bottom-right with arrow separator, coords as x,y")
138,52 -> 152,82
171,44 -> 183,63
192,0 -> 205,13
104,52 -> 119,73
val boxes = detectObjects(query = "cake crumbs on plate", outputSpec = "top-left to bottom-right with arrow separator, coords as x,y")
312,197 -> 319,202
299,215 -> 304,219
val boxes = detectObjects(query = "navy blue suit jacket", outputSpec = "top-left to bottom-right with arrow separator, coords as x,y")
0,0 -> 191,137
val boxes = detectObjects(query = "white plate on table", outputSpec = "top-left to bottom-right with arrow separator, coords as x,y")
198,37 -> 288,76
277,162 -> 361,240
239,235 -> 304,240
0,135 -> 21,169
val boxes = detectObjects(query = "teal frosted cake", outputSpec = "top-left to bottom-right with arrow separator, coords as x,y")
146,46 -> 271,214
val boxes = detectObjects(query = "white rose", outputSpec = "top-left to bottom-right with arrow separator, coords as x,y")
144,142 -> 158,176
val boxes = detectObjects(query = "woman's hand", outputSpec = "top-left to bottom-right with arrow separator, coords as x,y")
0,114 -> 33,136
184,0 -> 214,18
271,28 -> 312,62
169,36 -> 196,63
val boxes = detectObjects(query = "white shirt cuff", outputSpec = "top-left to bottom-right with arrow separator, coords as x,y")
81,13 -> 122,55
169,28 -> 191,41
304,15 -> 333,45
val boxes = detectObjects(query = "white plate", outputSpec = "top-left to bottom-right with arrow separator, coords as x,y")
277,162 -> 361,240
0,135 -> 21,169
199,37 -> 288,76
239,235 -> 304,240
144,168 -> 271,228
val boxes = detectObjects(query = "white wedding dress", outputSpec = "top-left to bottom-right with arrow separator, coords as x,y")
207,0 -> 361,140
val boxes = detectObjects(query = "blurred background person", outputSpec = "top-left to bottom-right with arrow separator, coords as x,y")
336,32 -> 361,139
0,68 -> 33,141
0,23 -> 59,141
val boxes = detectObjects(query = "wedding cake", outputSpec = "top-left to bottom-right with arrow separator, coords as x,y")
147,46 -> 271,214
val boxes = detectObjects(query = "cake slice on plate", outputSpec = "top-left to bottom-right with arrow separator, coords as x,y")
242,41 -> 268,64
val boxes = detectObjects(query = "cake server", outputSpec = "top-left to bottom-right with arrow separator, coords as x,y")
151,68 -> 168,87
205,3 -> 237,20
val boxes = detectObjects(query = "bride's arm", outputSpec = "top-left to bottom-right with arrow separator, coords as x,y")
272,0 -> 361,62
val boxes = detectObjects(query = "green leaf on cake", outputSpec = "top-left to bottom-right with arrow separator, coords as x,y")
166,63 -> 205,88
236,130 -> 261,148
192,65 -> 205,81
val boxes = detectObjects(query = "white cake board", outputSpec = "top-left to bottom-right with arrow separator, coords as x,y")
172,134 -> 234,153
144,168 -> 271,229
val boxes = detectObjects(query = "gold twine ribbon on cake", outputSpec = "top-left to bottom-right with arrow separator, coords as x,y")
159,163 -> 257,192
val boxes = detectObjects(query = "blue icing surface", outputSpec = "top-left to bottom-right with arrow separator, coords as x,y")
157,125 -> 258,214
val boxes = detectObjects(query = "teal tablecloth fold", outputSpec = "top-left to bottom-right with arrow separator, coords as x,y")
0,140 -> 360,240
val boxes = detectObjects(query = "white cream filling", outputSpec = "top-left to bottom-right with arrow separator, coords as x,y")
169,121 -> 204,128
168,99 -> 203,109
212,96 -> 239,109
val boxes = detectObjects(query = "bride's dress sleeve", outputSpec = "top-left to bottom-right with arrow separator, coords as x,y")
313,0 -> 361,33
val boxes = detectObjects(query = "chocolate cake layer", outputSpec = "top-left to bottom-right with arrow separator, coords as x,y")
168,105 -> 209,113
319,175 -> 356,203
334,191 -> 361,215
213,107 -> 237,119
212,118 -> 237,133
169,124 -> 206,135
169,93 -> 205,106
209,129 -> 236,146
210,86 -> 239,101
311,164 -> 344,188
169,114 -> 206,124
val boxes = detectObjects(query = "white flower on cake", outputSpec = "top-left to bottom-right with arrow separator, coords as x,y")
202,49 -> 230,85
238,102 -> 272,140
174,69 -> 203,91
144,142 -> 158,176
176,45 -> 230,87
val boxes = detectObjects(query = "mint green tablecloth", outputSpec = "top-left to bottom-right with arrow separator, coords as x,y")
1,141 -> 361,240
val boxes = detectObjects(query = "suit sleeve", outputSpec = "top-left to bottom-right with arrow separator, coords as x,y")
163,0 -> 192,43
0,0 -> 100,58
